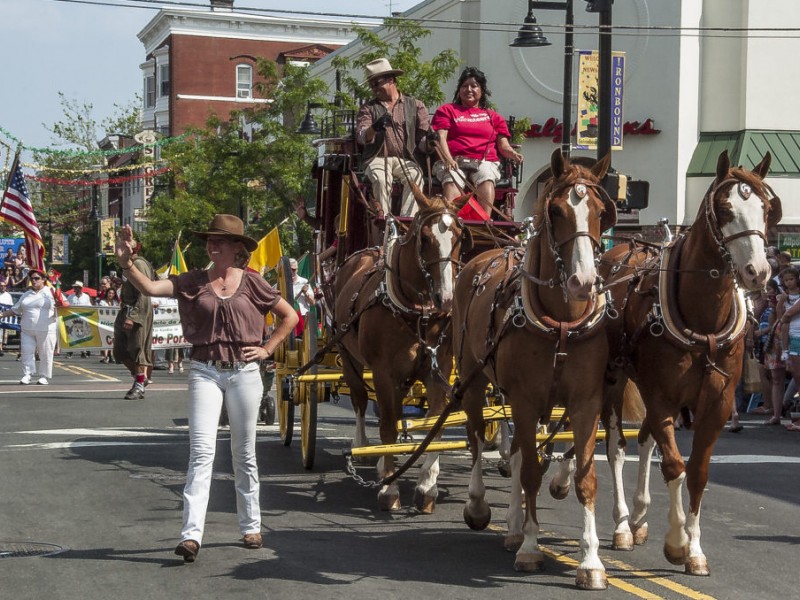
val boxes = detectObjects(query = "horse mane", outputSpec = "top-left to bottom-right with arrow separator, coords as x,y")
534,161 -> 599,219
696,163 -> 772,224
415,193 -> 456,217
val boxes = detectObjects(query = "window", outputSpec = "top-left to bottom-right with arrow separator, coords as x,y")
159,64 -> 170,97
236,64 -> 252,99
144,75 -> 155,108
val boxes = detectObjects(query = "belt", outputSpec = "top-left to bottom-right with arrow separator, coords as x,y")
196,360 -> 254,371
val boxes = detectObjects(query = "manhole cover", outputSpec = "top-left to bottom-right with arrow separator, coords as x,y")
0,542 -> 68,558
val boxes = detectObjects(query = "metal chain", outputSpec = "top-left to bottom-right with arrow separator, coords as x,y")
344,453 -> 381,488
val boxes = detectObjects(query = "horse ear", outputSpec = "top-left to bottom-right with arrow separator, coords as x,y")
409,180 -> 431,210
715,150 -> 730,181
753,152 -> 771,180
591,153 -> 611,180
550,148 -> 565,179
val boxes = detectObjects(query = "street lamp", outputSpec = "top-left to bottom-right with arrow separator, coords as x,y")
296,102 -> 323,136
511,0 -> 574,158
88,182 -> 101,288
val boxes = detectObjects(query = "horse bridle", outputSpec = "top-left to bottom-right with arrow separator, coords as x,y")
524,179 -> 611,296
703,176 -> 772,282
396,208 -> 468,300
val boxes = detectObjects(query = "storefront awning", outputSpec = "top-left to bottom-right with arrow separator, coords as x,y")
687,130 -> 800,177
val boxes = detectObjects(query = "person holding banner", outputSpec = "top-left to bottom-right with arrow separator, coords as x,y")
0,279 -> 12,356
0,269 -> 59,385
115,214 -> 297,564
114,241 -> 155,400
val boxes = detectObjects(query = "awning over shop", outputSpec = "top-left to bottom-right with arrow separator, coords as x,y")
687,130 -> 800,177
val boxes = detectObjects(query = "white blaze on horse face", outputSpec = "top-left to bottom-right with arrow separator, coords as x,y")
433,214 -> 456,310
565,187 -> 597,300
720,185 -> 770,290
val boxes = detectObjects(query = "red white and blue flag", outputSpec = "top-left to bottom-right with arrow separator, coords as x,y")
1,154 -> 46,272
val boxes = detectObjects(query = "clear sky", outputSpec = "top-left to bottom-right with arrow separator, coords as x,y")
0,0 -> 418,155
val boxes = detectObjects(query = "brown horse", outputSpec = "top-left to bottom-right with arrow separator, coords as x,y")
600,150 -> 781,575
452,149 -> 616,590
333,184 -> 470,512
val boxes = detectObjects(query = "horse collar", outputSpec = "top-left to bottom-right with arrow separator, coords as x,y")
654,235 -> 748,352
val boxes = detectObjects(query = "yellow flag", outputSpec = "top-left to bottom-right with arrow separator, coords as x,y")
247,227 -> 282,275
168,240 -> 188,275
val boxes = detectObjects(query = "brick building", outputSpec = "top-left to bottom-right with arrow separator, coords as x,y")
113,0 -> 371,228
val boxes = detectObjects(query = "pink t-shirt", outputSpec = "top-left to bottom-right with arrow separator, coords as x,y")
431,103 -> 511,162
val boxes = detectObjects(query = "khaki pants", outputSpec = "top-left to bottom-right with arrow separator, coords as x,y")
364,156 -> 423,217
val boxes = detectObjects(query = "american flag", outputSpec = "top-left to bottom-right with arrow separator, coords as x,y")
1,155 -> 45,272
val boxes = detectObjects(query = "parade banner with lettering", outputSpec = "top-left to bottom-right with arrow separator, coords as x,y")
56,305 -> 190,350
576,50 -> 625,151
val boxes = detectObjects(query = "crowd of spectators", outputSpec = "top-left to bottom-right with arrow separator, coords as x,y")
732,247 -> 800,432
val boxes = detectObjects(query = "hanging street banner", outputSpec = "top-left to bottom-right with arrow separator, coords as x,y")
55,304 -> 190,351
51,233 -> 69,264
576,50 -> 626,151
100,218 -> 116,255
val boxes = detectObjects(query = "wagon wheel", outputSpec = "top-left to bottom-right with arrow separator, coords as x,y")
275,256 -> 296,446
483,386 -> 502,451
300,308 -> 319,470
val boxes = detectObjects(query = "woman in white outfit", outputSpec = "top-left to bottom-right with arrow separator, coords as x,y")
0,268 -> 58,385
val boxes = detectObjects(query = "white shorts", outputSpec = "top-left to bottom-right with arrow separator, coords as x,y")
433,158 -> 501,188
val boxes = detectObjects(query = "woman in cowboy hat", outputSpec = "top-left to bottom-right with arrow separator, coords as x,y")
115,214 -> 298,563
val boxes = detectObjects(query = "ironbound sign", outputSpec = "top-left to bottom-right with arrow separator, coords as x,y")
576,50 -> 626,151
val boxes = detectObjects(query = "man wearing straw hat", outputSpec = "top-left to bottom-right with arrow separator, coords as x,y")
355,57 -> 431,217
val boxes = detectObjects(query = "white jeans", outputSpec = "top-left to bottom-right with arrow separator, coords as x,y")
21,328 -> 57,379
180,360 -> 264,544
365,156 -> 423,217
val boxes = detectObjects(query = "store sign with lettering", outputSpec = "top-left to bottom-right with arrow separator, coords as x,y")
524,118 -> 661,143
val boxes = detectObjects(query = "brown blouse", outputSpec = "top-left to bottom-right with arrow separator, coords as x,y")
170,269 -> 281,362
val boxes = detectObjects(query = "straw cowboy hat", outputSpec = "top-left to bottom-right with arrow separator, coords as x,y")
363,58 -> 403,85
193,214 -> 258,252
72,280 -> 84,288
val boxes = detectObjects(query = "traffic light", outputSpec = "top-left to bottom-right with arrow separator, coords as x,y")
602,172 -> 649,213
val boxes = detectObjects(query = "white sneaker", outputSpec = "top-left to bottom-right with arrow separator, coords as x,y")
19,374 -> 31,385
37,377 -> 49,385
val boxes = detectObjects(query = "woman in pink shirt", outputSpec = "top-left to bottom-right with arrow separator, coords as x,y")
431,67 -> 524,218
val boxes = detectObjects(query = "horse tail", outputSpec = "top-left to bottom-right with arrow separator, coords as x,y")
621,379 -> 646,425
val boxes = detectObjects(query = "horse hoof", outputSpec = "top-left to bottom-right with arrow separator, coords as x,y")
632,523 -> 649,546
576,568 -> 608,590
549,479 -> 570,500
664,543 -> 689,566
497,460 -> 511,478
612,531 -> 634,551
463,503 -> 491,531
504,534 -> 524,552
685,556 -> 710,576
414,489 -> 436,514
514,552 -> 545,572
378,494 -> 401,511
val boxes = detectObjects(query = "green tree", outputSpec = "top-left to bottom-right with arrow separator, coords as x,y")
148,59 -> 328,265
331,18 -> 459,108
21,93 -> 141,285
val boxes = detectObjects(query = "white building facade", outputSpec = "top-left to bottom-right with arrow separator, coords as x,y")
310,0 -> 799,239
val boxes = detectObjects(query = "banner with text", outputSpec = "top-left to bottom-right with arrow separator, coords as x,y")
56,305 -> 190,350
576,50 -> 626,151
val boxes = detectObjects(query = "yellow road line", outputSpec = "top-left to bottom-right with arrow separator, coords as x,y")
603,556 -> 717,600
484,526 -> 716,600
54,362 -> 119,381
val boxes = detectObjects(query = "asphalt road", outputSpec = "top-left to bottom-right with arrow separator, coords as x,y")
0,353 -> 798,600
